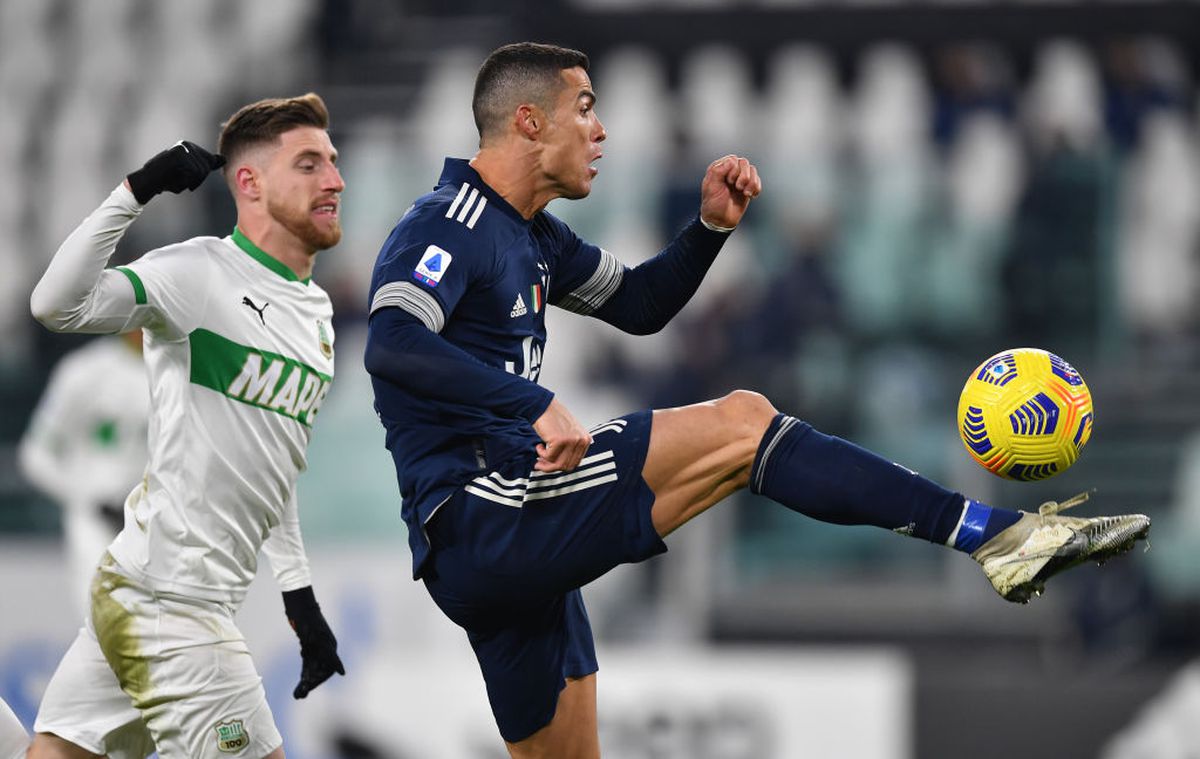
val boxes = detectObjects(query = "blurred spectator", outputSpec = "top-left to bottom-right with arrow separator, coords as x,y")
1101,36 -> 1192,154
18,331 -> 148,619
931,42 -> 1017,149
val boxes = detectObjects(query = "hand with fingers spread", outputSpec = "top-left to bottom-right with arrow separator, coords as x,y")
532,397 -> 592,472
699,154 -> 762,231
125,140 -> 226,205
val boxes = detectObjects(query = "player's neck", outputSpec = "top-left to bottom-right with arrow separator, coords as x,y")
235,217 -> 317,281
470,148 -> 556,220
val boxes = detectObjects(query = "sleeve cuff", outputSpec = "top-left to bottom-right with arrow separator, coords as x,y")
699,216 -> 736,234
520,387 -> 556,424
113,182 -> 146,212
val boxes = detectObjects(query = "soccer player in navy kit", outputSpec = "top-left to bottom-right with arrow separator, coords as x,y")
365,43 -> 1151,758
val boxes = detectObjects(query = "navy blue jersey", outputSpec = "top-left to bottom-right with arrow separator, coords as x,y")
368,159 -> 627,573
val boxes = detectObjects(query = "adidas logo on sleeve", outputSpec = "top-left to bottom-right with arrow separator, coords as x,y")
510,293 -> 527,318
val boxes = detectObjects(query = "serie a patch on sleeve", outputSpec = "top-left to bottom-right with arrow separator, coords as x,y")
413,245 -> 452,287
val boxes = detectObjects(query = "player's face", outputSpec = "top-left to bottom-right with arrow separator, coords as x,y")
263,126 -> 345,251
542,67 -> 605,200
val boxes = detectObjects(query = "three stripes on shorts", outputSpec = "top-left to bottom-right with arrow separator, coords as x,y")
465,419 -> 627,508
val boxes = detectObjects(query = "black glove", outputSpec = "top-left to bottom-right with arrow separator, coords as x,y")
126,140 -> 225,204
282,585 -> 345,699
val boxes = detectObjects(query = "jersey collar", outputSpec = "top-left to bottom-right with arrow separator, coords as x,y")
439,158 -> 531,226
230,227 -> 311,285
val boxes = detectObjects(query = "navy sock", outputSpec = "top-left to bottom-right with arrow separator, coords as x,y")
953,499 -> 1022,552
749,414 -> 1019,551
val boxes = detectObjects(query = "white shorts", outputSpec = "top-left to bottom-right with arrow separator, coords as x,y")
35,560 -> 282,758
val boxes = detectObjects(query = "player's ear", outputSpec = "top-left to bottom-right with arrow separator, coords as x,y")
515,104 -> 540,140
234,164 -> 261,200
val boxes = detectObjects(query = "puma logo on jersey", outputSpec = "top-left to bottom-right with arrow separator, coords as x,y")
242,296 -> 269,325
510,293 -> 528,318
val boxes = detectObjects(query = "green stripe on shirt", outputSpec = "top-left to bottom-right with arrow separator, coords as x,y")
115,267 -> 147,305
189,328 -> 332,426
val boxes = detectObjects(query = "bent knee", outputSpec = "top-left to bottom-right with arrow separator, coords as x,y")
714,389 -> 778,432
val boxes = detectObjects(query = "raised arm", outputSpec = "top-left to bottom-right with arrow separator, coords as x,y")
557,154 -> 762,335
30,141 -> 224,334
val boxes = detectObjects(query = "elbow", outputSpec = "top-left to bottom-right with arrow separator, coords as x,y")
365,314 -> 427,381
29,285 -> 72,332
622,307 -> 672,336
362,338 -> 382,378
363,334 -> 398,380
625,320 -> 667,336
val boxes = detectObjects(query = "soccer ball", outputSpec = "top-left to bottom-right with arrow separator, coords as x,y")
957,348 -> 1094,481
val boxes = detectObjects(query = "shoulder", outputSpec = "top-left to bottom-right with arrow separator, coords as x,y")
116,237 -> 221,304
377,186 -> 517,278
146,235 -> 225,257
134,235 -> 224,271
402,183 -> 513,249
531,211 -> 576,248
305,280 -> 335,312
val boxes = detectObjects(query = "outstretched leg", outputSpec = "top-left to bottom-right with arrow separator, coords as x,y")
642,390 -> 1150,602
645,390 -> 997,546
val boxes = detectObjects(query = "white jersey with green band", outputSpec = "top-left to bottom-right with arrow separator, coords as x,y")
31,183 -> 333,605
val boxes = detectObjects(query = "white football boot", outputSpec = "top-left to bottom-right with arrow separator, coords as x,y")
971,492 -> 1151,603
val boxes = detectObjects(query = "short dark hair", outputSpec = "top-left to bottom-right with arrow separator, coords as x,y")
472,42 -> 590,142
217,92 -> 330,164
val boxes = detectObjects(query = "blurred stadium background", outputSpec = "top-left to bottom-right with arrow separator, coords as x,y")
3,0 -> 1200,756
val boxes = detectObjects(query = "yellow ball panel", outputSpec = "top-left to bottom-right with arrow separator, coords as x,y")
957,348 -> 1093,481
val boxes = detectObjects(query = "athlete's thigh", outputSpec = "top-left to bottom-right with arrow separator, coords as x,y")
92,567 -> 283,759
33,624 -> 153,759
505,674 -> 598,759
643,391 -> 777,536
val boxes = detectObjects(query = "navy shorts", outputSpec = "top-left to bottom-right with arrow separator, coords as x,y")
422,411 -> 666,742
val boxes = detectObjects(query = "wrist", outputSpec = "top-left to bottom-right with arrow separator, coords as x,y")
282,585 -> 319,618
126,168 -> 158,205
699,216 -> 736,234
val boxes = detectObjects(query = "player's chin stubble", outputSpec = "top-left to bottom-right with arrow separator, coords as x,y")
271,198 -> 343,251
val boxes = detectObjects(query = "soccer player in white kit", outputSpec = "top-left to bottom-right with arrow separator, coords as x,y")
26,93 -> 346,759
20,330 -> 149,620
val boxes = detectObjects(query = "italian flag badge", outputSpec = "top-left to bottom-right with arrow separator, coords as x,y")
530,284 -> 544,313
